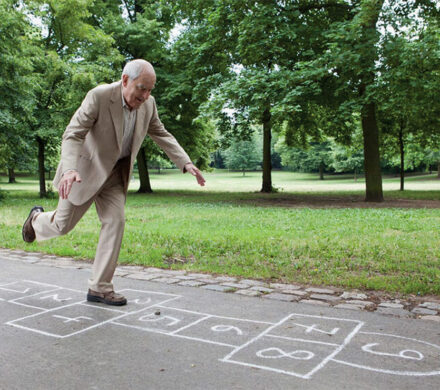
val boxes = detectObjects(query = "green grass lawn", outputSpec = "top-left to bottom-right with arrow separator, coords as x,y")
1,170 -> 439,296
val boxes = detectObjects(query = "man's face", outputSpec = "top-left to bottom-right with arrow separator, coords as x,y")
122,71 -> 156,110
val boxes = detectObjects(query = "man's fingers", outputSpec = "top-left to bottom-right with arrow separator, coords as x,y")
184,163 -> 205,186
66,181 -> 72,197
58,172 -> 82,199
195,171 -> 206,186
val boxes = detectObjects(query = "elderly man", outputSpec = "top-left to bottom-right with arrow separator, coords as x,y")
22,59 -> 205,306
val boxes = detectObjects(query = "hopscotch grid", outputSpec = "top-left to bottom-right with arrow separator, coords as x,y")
112,321 -> 238,348
221,313 -> 365,380
265,334 -> 339,347
155,304 -> 276,325
7,295 -> 183,339
44,295 -> 183,338
111,305 -> 278,345
5,286 -> 182,327
3,279 -> 440,380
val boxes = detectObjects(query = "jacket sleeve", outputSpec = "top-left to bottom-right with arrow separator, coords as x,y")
60,89 -> 98,172
147,97 -> 191,172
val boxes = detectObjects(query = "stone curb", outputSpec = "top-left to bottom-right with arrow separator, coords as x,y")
1,248 -> 439,321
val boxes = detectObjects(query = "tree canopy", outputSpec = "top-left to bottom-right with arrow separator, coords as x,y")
1,0 -> 439,199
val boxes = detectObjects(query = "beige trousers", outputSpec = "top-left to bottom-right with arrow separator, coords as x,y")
33,162 -> 126,293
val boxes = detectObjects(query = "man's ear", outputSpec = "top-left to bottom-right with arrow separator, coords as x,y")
122,74 -> 129,87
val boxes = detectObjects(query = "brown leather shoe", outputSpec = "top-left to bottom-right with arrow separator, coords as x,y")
87,289 -> 127,306
22,206 -> 44,243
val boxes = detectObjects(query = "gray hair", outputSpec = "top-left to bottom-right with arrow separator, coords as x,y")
122,59 -> 155,80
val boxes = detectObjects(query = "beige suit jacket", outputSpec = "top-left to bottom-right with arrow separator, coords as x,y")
53,81 -> 191,205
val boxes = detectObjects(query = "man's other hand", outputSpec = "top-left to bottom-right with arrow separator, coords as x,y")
184,163 -> 206,186
59,170 -> 82,199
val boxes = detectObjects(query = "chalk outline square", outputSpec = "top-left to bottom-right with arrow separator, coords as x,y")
6,286 -> 182,338
221,312 -> 364,379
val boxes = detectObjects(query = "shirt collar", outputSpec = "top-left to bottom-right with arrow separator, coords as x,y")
121,86 -> 130,109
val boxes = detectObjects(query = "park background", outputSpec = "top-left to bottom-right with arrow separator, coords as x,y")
0,1 -> 439,297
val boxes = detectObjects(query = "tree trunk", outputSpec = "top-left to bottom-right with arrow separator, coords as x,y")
354,169 -> 357,182
399,125 -> 404,191
36,136 -> 47,198
319,163 -> 324,180
438,161 -> 440,178
359,0 -> 385,202
8,168 -> 16,183
261,103 -> 272,193
242,168 -> 245,177
361,101 -> 383,202
137,146 -> 153,193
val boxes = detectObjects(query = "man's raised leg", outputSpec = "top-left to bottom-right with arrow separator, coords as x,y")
32,197 -> 93,242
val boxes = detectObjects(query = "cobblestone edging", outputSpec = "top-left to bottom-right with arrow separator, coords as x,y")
1,248 -> 439,322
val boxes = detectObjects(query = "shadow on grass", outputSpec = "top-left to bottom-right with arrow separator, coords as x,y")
2,174 -> 440,209
128,189 -> 440,209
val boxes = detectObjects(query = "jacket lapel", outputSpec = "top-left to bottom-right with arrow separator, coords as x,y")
109,81 -> 123,152
131,102 -> 148,159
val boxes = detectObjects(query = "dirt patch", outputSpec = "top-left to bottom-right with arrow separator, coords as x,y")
241,194 -> 440,209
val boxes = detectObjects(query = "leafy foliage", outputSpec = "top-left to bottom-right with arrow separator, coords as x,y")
223,133 -> 261,175
0,1 -> 38,175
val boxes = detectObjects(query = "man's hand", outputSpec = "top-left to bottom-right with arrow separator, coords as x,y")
184,163 -> 206,186
59,170 -> 82,199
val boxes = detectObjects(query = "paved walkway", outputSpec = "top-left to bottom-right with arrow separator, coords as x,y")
1,248 -> 439,321
1,252 -> 439,389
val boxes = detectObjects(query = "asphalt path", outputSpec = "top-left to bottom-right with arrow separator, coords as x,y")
1,257 -> 439,390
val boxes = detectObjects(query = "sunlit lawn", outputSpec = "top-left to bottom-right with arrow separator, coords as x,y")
131,169 -> 440,193
1,170 -> 439,296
